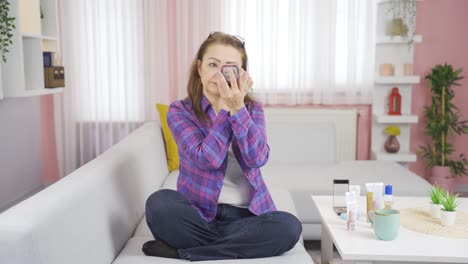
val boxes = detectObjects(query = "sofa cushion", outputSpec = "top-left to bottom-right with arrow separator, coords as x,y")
161,170 -> 180,190
113,236 -> 312,264
157,103 -> 179,172
262,160 -> 431,195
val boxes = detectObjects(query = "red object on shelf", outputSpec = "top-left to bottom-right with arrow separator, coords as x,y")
388,87 -> 401,115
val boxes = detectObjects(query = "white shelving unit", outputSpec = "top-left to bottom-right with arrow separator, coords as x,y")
0,0 -> 63,98
376,35 -> 423,44
373,114 -> 419,124
371,1 -> 421,165
375,76 -> 420,84
372,151 -> 417,162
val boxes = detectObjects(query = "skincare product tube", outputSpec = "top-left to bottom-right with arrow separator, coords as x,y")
349,185 -> 361,220
384,185 -> 393,209
346,191 -> 357,231
366,192 -> 373,222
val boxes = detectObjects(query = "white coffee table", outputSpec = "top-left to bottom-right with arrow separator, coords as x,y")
312,195 -> 468,264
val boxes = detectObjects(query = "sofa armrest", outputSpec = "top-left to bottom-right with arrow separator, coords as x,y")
0,121 -> 169,264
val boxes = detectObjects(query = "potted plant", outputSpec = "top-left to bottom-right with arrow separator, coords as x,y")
0,0 -> 16,99
428,185 -> 444,219
420,64 -> 468,193
387,0 -> 417,43
384,125 -> 400,153
440,192 -> 460,226
0,0 -> 16,63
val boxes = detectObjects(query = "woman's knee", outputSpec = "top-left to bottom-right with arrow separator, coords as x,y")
268,211 -> 302,247
145,189 -> 181,221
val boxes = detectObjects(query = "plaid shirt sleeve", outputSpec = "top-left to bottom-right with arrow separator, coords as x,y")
167,101 -> 233,170
230,103 -> 269,168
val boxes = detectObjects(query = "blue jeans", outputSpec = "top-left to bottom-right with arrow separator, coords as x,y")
145,189 -> 302,261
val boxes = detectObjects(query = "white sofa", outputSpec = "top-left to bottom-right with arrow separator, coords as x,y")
0,121 -> 312,264
0,108 -> 432,263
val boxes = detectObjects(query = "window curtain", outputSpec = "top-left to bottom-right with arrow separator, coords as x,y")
58,0 -> 157,175
216,0 -> 376,105
56,0 -> 376,177
151,0 -> 377,106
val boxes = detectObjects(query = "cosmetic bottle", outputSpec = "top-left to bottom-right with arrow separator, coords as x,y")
384,185 -> 393,209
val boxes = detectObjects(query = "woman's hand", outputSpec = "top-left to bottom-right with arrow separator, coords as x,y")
216,68 -> 253,115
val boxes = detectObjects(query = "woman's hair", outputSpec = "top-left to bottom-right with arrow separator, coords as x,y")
186,32 -> 254,123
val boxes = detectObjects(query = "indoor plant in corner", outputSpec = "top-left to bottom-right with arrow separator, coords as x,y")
0,0 -> 16,99
440,192 -> 460,226
387,0 -> 417,44
0,0 -> 15,63
429,185 -> 444,219
420,64 -> 468,193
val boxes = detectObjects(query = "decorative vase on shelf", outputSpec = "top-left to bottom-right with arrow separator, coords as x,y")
384,135 -> 400,153
388,87 -> 402,115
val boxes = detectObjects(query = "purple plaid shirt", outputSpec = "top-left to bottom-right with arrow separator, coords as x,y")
167,96 -> 277,222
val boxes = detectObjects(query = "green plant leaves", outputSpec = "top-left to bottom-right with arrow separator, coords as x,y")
420,64 -> 468,176
0,0 -> 16,63
440,192 -> 461,212
429,185 -> 444,204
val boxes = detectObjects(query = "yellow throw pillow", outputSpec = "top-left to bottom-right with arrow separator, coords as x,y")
156,103 -> 179,171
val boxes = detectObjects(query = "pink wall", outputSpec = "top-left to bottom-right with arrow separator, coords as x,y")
410,0 -> 468,184
39,95 -> 59,184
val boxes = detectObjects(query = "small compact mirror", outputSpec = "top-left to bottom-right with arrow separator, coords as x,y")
333,179 -> 349,215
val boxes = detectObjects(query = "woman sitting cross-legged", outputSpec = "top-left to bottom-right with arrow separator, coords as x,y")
143,31 -> 302,261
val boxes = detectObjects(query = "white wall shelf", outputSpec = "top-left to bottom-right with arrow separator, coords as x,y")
372,151 -> 417,162
7,88 -> 64,98
1,0 -> 63,98
42,36 -> 57,41
22,33 -> 43,39
375,76 -> 421,84
374,114 -> 419,124
22,33 -> 57,41
377,35 -> 423,44
371,1 -> 421,164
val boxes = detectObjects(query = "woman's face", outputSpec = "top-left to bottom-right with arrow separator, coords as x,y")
198,44 -> 243,97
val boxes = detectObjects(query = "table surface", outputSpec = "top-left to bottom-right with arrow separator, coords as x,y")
311,195 -> 468,263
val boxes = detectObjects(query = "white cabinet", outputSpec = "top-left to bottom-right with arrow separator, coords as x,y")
0,0 -> 63,98
371,1 -> 421,164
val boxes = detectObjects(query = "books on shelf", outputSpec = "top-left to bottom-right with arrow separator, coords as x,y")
43,52 -> 60,67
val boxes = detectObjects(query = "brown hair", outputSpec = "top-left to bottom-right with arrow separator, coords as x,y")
186,32 -> 254,123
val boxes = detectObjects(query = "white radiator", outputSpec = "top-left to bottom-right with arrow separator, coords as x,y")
264,108 -> 358,161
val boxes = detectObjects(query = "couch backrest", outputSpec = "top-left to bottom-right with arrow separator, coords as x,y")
0,122 -> 168,264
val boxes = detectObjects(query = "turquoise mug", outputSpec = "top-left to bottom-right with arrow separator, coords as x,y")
367,209 -> 400,241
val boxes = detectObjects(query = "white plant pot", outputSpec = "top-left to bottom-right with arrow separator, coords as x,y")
429,203 -> 442,219
440,210 -> 456,226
